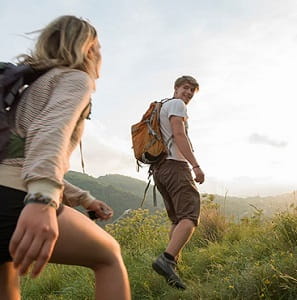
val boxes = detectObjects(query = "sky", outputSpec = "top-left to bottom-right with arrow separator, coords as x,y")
1,0 -> 296,197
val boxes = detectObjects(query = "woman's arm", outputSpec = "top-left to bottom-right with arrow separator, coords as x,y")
63,180 -> 113,220
10,70 -> 93,277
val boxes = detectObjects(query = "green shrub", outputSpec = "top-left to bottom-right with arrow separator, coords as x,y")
273,212 -> 297,249
106,209 -> 169,255
191,201 -> 228,248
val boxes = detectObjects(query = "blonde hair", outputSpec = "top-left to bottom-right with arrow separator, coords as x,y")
174,75 -> 199,91
18,15 -> 100,78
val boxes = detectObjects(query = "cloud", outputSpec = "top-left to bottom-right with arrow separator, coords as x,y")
248,133 -> 288,148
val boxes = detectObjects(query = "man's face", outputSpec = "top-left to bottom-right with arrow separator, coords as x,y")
174,83 -> 197,104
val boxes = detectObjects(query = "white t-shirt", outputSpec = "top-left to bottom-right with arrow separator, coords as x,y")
159,98 -> 189,162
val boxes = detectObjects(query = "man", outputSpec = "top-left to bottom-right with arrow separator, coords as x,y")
152,75 -> 205,290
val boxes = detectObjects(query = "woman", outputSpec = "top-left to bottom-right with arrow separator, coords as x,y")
0,15 -> 131,300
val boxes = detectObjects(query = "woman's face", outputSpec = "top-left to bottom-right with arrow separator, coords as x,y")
95,39 -> 102,78
88,38 -> 102,79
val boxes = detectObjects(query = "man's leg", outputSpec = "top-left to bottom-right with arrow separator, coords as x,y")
165,219 -> 195,259
152,219 -> 196,290
152,160 -> 199,289
0,262 -> 20,300
168,224 -> 176,240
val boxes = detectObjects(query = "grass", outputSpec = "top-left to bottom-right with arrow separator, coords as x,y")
21,264 -> 95,299
21,204 -> 297,299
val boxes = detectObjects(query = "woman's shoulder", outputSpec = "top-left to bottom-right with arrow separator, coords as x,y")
44,67 -> 93,87
38,67 -> 94,89
24,67 -> 93,106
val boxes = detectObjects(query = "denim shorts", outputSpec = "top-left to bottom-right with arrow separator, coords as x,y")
152,159 -> 200,226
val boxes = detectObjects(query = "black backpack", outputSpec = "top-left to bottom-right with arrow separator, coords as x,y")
0,62 -> 47,162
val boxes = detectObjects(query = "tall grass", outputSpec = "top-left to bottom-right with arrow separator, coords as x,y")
21,203 -> 297,299
21,264 -> 94,299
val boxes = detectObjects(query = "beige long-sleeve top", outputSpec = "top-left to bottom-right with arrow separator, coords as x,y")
0,67 -> 96,208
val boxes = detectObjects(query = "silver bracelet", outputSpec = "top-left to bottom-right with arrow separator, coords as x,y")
24,192 -> 58,209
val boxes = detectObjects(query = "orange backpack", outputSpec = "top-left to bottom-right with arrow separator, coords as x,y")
131,98 -> 171,166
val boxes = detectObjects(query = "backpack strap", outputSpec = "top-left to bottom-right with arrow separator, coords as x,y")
160,97 -> 173,104
79,141 -> 86,174
160,97 -> 174,156
153,183 -> 157,207
140,165 -> 159,208
78,100 -> 93,174
140,176 -> 151,208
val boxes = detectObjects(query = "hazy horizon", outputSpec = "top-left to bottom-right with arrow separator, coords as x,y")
69,168 -> 297,199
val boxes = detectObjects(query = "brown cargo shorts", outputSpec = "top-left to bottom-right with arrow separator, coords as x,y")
152,159 -> 200,226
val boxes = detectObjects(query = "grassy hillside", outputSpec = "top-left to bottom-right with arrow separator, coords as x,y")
20,172 -> 297,298
21,199 -> 297,299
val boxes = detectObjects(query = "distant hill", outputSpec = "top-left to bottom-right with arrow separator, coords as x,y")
64,171 -> 163,222
96,174 -> 163,203
213,192 -> 297,220
65,170 -> 296,222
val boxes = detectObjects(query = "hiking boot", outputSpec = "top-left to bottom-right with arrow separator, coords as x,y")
152,254 -> 186,290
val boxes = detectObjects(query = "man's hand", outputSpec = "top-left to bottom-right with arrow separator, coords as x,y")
9,203 -> 58,278
87,200 -> 113,221
193,167 -> 205,184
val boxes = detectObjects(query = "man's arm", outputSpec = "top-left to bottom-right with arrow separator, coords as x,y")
170,116 -> 205,184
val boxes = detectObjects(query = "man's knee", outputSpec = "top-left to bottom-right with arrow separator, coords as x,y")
178,217 -> 198,228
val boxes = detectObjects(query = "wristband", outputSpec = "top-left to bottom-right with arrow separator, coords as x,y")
24,192 -> 58,209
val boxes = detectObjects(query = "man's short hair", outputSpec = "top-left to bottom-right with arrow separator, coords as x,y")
174,75 -> 199,91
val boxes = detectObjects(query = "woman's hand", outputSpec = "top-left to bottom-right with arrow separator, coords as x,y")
87,200 -> 113,221
9,203 -> 59,278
